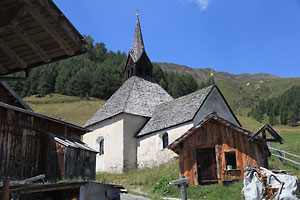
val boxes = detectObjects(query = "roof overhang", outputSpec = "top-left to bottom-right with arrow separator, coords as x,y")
0,101 -> 90,133
169,112 -> 259,153
0,0 -> 86,77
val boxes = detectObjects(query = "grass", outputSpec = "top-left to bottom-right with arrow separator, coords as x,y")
268,131 -> 300,178
94,131 -> 300,200
96,162 -> 244,200
24,94 -> 105,126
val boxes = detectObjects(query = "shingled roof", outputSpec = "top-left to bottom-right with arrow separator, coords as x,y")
84,76 -> 173,127
129,14 -> 145,62
137,85 -> 214,137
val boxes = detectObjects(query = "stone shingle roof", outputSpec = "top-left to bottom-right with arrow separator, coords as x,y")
137,86 -> 214,137
84,76 -> 173,127
130,15 -> 144,62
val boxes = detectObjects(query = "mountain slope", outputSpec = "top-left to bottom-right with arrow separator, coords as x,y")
156,62 -> 300,112
156,62 -> 280,81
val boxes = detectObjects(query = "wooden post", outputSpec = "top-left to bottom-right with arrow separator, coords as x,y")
262,130 -> 269,169
179,144 -> 184,175
2,179 -> 10,200
180,176 -> 187,200
170,176 -> 190,200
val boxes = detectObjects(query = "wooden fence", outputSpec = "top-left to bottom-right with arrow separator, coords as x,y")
268,143 -> 300,167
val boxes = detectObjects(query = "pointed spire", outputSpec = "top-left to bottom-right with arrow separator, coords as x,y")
210,67 -> 215,85
124,12 -> 153,81
130,10 -> 145,62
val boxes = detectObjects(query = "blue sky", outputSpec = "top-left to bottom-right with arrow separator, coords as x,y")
53,0 -> 300,78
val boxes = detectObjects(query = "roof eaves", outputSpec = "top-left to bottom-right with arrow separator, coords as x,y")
0,102 -> 88,132
136,120 -> 193,138
169,112 -> 255,151
1,81 -> 33,111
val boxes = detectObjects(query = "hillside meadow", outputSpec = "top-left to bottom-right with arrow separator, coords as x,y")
24,94 -> 105,126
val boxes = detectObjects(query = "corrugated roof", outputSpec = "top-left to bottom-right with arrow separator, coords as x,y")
137,86 -> 214,137
52,134 -> 98,153
84,76 -> 173,127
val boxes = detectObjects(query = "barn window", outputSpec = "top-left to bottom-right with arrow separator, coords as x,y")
99,139 -> 104,155
163,133 -> 169,149
225,151 -> 237,170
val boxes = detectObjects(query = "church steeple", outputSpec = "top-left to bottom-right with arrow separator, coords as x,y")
125,12 -> 153,80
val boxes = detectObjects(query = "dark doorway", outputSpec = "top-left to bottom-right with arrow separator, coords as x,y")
196,148 -> 218,184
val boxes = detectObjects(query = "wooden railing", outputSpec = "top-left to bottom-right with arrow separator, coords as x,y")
268,143 -> 300,167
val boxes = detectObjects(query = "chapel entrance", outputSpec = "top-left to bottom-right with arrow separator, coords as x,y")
196,148 -> 218,184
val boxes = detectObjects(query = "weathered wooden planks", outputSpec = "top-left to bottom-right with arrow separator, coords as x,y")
0,105 -> 90,181
177,119 -> 265,185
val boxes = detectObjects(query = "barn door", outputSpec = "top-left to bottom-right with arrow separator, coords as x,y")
196,148 -> 218,184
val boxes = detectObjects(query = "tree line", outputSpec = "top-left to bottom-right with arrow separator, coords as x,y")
249,85 -> 300,126
7,36 -> 208,100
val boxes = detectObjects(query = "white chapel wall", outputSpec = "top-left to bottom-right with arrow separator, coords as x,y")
194,87 -> 240,126
123,113 -> 149,171
136,121 -> 193,168
83,114 -> 124,173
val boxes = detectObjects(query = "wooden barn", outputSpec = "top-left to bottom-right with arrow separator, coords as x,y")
0,81 -> 97,182
169,112 -> 283,185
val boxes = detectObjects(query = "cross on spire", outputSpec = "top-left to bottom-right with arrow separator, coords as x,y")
136,9 -> 139,17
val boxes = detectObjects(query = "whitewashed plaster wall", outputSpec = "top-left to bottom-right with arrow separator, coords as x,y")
123,113 -> 148,171
136,87 -> 239,169
193,87 -> 239,126
83,114 -> 124,173
136,121 -> 193,168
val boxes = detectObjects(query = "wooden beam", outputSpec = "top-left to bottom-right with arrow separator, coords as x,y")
23,1 -> 75,55
13,25 -> 51,62
2,180 -> 10,200
0,39 -> 27,68
0,63 -> 8,74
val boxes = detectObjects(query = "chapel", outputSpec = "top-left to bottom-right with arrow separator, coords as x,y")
83,13 -> 240,173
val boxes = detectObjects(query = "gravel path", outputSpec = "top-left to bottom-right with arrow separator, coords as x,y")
120,193 -> 151,200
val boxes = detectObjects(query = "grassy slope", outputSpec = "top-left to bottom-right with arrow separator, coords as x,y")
24,94 -> 105,126
215,78 -> 300,114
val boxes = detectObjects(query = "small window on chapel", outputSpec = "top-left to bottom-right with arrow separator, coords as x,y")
163,133 -> 169,149
225,151 -> 237,170
99,139 -> 104,155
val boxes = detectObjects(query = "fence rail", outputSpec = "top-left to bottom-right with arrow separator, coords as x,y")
268,144 -> 300,167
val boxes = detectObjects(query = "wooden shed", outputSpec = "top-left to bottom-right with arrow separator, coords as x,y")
169,112 -> 283,185
0,83 -> 98,181
48,135 -> 97,180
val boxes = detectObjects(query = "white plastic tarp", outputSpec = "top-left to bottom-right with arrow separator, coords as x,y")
242,165 -> 300,200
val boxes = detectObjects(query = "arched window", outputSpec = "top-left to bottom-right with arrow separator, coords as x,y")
163,133 -> 169,149
99,139 -> 104,155
96,136 -> 104,155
